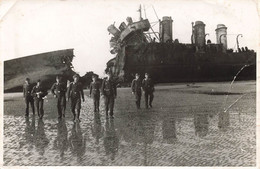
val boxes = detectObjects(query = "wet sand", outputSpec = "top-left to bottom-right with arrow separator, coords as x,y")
4,81 -> 256,166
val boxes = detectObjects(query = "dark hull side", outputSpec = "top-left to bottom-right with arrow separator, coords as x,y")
4,49 -> 75,92
109,43 -> 256,83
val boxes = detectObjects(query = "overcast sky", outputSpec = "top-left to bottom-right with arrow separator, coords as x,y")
0,0 -> 258,77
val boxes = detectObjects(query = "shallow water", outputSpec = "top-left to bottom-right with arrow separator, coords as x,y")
4,81 -> 256,166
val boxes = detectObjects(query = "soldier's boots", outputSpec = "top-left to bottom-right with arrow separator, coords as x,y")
105,111 -> 109,119
76,109 -> 81,122
72,110 -> 76,122
31,104 -> 35,115
38,112 -> 41,119
25,108 -> 35,117
110,110 -> 114,119
39,111 -> 44,119
136,101 -> 141,109
25,108 -> 29,117
149,103 -> 152,108
94,103 -> 99,112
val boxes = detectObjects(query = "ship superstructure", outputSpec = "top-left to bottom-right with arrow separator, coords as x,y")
106,6 -> 256,83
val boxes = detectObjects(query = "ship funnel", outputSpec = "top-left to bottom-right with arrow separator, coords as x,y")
215,24 -> 227,50
193,21 -> 206,47
107,24 -> 121,38
160,16 -> 173,43
126,17 -> 133,25
119,22 -> 127,31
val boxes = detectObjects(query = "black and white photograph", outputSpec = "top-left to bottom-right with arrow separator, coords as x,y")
0,0 -> 258,167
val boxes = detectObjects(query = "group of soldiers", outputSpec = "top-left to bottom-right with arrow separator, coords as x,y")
23,72 -> 155,122
131,73 -> 155,109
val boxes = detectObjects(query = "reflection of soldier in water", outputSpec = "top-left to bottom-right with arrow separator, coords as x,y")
218,111 -> 230,130
23,116 -> 36,149
104,119 -> 119,160
139,114 -> 156,166
54,120 -> 68,158
194,113 -> 209,137
139,115 -> 155,145
91,112 -> 104,145
162,116 -> 177,143
35,119 -> 49,155
69,122 -> 86,162
119,112 -> 155,145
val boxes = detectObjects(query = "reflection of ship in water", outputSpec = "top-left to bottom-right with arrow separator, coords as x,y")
69,122 -> 86,162
54,120 -> 68,158
35,119 -> 50,155
162,115 -> 177,143
118,112 -> 156,165
91,112 -> 104,145
119,112 -> 155,144
106,6 -> 256,83
218,111 -> 230,130
104,119 -> 119,161
194,113 -> 209,137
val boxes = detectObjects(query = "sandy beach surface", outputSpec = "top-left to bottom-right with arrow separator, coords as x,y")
4,81 -> 256,166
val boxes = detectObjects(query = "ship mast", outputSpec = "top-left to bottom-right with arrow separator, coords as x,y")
138,4 -> 143,21
191,22 -> 194,44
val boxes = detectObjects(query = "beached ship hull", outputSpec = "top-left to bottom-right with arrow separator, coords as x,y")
4,49 -> 75,92
106,14 -> 256,83
108,43 -> 256,83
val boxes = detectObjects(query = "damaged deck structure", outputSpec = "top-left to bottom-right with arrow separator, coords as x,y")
106,8 -> 256,83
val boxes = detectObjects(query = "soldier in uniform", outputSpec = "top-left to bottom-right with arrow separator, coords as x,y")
131,73 -> 142,109
51,75 -> 67,120
89,74 -> 101,112
31,80 -> 48,119
23,78 -> 35,117
67,74 -> 85,122
101,72 -> 117,119
142,73 -> 154,109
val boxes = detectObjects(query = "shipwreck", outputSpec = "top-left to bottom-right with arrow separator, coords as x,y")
4,49 -> 75,92
106,6 -> 256,83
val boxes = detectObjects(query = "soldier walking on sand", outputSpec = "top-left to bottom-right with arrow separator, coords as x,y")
23,78 -> 35,117
67,74 -> 85,122
89,74 -> 101,112
51,75 -> 67,120
131,73 -> 142,109
32,80 -> 48,119
142,73 -> 155,109
101,72 -> 117,119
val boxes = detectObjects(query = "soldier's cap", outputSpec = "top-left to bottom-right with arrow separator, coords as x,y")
106,71 -> 112,75
73,74 -> 80,78
135,73 -> 140,76
25,78 -> 30,81
92,74 -> 98,78
37,79 -> 41,82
